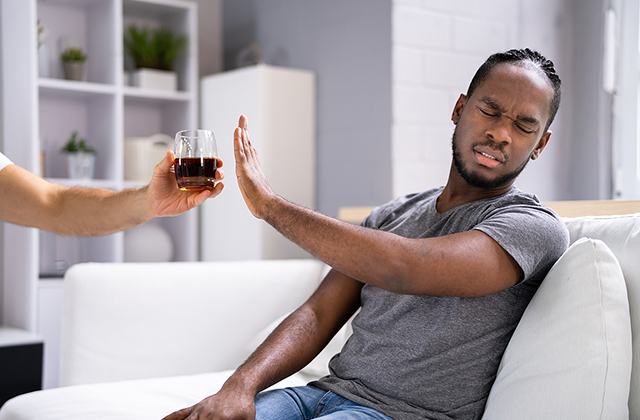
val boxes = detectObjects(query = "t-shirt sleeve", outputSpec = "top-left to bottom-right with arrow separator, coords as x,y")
473,204 -> 569,283
0,152 -> 13,172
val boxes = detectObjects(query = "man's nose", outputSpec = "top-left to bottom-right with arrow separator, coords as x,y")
486,117 -> 512,144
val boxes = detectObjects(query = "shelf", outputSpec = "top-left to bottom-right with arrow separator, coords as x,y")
0,328 -> 43,347
123,0 -> 191,19
39,78 -> 116,97
123,86 -> 192,102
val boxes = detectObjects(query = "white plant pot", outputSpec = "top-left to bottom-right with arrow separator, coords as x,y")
65,152 -> 95,179
131,68 -> 177,91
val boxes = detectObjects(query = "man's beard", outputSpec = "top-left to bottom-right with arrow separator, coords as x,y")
451,127 -> 532,190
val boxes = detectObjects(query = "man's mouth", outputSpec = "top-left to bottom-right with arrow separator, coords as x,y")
474,150 -> 502,168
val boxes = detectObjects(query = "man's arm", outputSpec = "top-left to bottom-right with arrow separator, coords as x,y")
0,151 -> 224,236
234,115 -> 522,298
162,269 -> 363,420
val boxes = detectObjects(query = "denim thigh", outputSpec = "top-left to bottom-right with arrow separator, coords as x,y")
255,386 -> 393,420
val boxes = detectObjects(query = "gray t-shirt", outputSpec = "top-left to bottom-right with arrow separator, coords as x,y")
312,187 -> 569,420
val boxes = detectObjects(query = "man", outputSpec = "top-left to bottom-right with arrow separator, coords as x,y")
164,48 -> 569,420
0,151 -> 224,236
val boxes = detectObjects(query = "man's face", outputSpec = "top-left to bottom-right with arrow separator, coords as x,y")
450,64 -> 554,190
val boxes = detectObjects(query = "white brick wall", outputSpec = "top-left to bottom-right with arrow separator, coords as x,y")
391,0 -> 519,197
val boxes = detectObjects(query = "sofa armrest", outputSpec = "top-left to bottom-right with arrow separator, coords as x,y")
60,260 -> 326,386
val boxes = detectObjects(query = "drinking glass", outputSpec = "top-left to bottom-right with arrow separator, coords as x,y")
173,129 -> 218,191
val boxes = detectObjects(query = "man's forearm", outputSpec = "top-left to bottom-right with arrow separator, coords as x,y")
262,195 -> 408,292
50,185 -> 154,236
226,306 -> 331,395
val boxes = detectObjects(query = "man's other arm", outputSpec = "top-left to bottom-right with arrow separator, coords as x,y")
162,269 -> 363,420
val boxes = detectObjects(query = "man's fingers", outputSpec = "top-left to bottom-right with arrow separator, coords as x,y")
239,114 -> 248,129
161,407 -> 191,420
155,150 -> 174,174
209,181 -> 224,199
234,127 -> 249,163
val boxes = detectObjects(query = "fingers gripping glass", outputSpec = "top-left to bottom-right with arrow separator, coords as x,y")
173,129 -> 218,191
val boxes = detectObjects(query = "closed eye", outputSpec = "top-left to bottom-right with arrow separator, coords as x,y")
478,107 -> 497,117
515,123 -> 534,134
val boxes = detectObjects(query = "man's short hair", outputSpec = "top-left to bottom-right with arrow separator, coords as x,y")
466,48 -> 562,132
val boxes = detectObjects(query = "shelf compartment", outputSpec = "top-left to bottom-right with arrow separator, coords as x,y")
39,231 -> 122,277
124,95 -> 193,139
122,0 -> 195,92
37,0 -> 117,84
39,88 -> 118,180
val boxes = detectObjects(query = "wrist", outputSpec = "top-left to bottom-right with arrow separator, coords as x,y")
137,185 -> 156,221
260,194 -> 286,225
221,371 -> 261,397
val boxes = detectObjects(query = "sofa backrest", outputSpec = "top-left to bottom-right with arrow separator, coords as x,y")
563,214 -> 640,419
60,259 -> 327,386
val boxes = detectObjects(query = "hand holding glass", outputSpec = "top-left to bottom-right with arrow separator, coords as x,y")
173,129 -> 218,191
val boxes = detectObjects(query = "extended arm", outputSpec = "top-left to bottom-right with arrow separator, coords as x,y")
162,269 -> 363,420
234,115 -> 522,297
0,151 -> 224,236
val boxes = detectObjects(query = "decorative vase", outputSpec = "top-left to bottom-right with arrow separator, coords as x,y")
63,61 -> 85,81
124,223 -> 174,262
131,68 -> 177,91
65,152 -> 95,179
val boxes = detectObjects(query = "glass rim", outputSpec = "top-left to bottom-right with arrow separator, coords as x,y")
176,129 -> 215,139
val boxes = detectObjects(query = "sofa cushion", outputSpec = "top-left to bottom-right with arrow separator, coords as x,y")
60,260 -> 326,386
482,238 -> 632,420
563,213 -> 640,419
0,370 -> 310,420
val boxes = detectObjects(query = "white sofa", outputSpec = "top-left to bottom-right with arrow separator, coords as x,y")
1,210 -> 639,420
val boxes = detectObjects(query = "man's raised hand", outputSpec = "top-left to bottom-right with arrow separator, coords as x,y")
234,114 -> 277,219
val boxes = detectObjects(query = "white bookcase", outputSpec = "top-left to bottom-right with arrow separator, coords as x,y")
1,0 -> 198,388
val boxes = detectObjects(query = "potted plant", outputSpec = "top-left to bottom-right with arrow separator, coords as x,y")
61,131 -> 95,179
123,25 -> 187,91
61,47 -> 87,81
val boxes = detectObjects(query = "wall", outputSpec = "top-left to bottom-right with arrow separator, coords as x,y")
222,0 -> 393,217
391,0 -> 582,201
195,0 -> 223,78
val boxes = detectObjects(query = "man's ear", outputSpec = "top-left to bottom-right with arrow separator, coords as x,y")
531,131 -> 552,160
451,94 -> 467,125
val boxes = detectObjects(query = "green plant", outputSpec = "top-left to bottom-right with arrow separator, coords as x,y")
124,25 -> 187,71
37,19 -> 44,48
61,131 -> 95,154
61,47 -> 87,63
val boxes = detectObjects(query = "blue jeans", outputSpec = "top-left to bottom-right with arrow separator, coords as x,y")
255,386 -> 393,420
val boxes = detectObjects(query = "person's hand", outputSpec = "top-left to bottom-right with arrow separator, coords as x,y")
161,385 -> 256,420
234,114 -> 276,219
147,150 -> 224,218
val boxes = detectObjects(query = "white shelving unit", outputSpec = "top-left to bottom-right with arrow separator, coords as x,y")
1,0 -> 198,388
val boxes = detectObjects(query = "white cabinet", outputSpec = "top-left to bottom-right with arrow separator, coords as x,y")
200,65 -> 316,261
0,0 -> 199,383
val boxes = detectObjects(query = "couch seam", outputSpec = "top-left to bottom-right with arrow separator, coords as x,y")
593,239 -> 609,420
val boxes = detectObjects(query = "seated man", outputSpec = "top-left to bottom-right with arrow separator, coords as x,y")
164,48 -> 569,420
